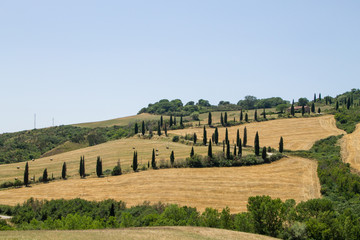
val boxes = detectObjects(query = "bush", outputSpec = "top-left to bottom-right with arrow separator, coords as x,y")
172,136 -> 180,142
111,165 -> 122,176
269,153 -> 283,162
186,155 -> 203,168
190,112 -> 200,121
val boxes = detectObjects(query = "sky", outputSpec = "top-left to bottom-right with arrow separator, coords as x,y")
1,0 -> 359,133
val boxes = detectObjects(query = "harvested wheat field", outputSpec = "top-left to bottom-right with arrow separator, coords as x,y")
0,226 -> 278,240
341,123 -> 360,171
0,138 -> 222,184
170,115 -> 345,151
0,157 -> 320,213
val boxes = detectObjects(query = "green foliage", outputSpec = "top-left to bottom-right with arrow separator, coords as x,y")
151,149 -> 156,169
172,136 -> 179,142
279,137 -> 284,153
61,162 -> 66,179
111,161 -> 122,176
42,168 -> 48,182
243,127 -> 247,147
96,156 -> 103,177
203,126 -> 207,146
24,162 -> 29,186
334,106 -> 360,133
254,131 -> 260,156
132,151 -> 138,172
170,151 -> 175,167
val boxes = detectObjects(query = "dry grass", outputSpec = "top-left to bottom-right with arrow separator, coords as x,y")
170,115 -> 345,151
0,226 -> 278,240
0,157 -> 320,213
340,123 -> 360,171
0,137 -> 222,184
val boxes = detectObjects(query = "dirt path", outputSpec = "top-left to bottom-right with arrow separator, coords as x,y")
340,123 -> 360,171
0,157 -> 320,213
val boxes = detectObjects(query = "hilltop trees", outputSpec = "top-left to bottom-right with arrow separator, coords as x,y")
151,149 -> 156,169
203,126 -> 207,145
279,137 -> 283,153
132,151 -> 138,172
96,156 -> 103,177
62,162 -> 67,179
254,132 -> 260,156
24,162 -> 29,186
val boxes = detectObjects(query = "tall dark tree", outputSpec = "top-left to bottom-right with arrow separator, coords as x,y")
170,151 -> 175,167
79,156 -> 85,178
335,101 -> 339,111
245,113 -> 248,122
263,108 -> 266,119
110,203 -> 115,217
174,116 -> 177,125
279,137 -> 284,153
243,127 -> 247,147
318,107 -> 321,114
193,133 -> 197,144
224,112 -> 228,125
233,145 -> 237,156
254,109 -> 258,121
319,93 -> 322,101
225,128 -> 229,144
240,110 -> 243,121
311,102 -> 315,113
62,162 -> 67,179
203,126 -> 207,145
190,147 -> 194,157
347,97 -> 351,109
208,140 -> 212,158
134,123 -> 138,134
208,112 -> 212,126
151,149 -> 156,169
141,121 -> 145,135
254,131 -> 260,156
236,129 -> 240,147
238,139 -> 242,156
164,124 -> 168,136
132,151 -> 138,172
96,156 -> 103,177
180,116 -> 183,127
262,147 -> 267,160
214,127 -> 219,144
160,115 -> 163,127
170,115 -> 173,127
301,105 -> 305,116
290,104 -> 295,116
226,141 -> 231,159
42,168 -> 48,182
220,113 -> 224,126
24,162 -> 29,186
314,93 -> 316,102
157,121 -> 162,136
223,140 -> 225,152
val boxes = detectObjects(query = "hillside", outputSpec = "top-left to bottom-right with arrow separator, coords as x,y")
0,226 -> 278,240
340,123 -> 360,172
0,156 -> 320,212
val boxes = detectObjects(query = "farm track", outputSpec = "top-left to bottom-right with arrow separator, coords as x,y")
340,123 -> 360,171
0,157 -> 320,213
170,115 -> 345,151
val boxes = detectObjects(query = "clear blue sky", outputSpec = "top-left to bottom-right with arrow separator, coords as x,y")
1,0 -> 359,133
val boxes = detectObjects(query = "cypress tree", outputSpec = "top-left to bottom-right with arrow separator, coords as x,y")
291,104 -> 295,116
238,139 -> 242,156
226,141 -> 231,159
233,144 -> 237,156
160,115 -> 163,127
180,116 -> 183,127
224,112 -> 228,125
347,97 -> 351,109
311,102 -> 315,113
211,133 -> 215,143
301,105 -> 305,116
225,128 -> 229,144
208,140 -> 212,158
170,151 -> 175,167
42,168 -> 48,182
236,129 -> 240,147
170,115 -> 173,127
62,162 -> 67,179
223,140 -> 225,152
157,121 -> 162,136
132,151 -> 138,172
254,131 -> 260,156
314,93 -> 316,102
142,121 -> 145,135
96,156 -> 103,177
174,116 -> 177,125
24,162 -> 29,186
263,108 -> 266,119
203,126 -> 207,145
325,97 -> 328,105
319,93 -> 321,101
208,112 -> 212,126
190,147 -> 194,157
254,109 -> 258,121
152,149 -> 156,169
82,156 -> 85,178
164,124 -> 168,136
335,101 -> 339,111
318,107 -> 321,114
279,136 -> 284,153
193,133 -> 197,144
245,113 -> 248,122
110,203 -> 115,217
214,127 -> 219,144
240,110 -> 243,121
134,123 -> 138,134
262,147 -> 267,160
79,156 -> 83,178
220,113 -> 224,126
243,127 -> 247,147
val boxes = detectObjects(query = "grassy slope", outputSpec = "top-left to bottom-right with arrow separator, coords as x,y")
0,156 -> 320,213
0,226 -> 278,240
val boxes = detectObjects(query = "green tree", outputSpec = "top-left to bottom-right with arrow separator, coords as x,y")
347,97 -> 351,109
160,115 -> 163,127
170,115 -> 173,127
279,137 -> 283,153
190,147 -> 194,157
111,160 -> 122,176
193,133 -> 197,144
262,147 -> 267,160
174,116 -> 177,125
132,151 -> 138,172
152,149 -> 156,169
157,121 -> 162,136
208,140 -> 212,158
96,156 -> 103,177
254,109 -> 258,121
263,108 -> 266,119
238,139 -> 242,156
214,127 -> 219,144
224,112 -> 228,125
298,97 -> 309,106
245,113 -> 248,122
240,110 -> 243,121
254,131 -> 260,156
335,101 -> 339,111
318,107 -> 321,114
226,141 -> 231,159
319,93 -> 321,101
290,104 -> 295,116
79,156 -> 85,178
141,121 -> 145,135
24,162 -> 29,186
314,93 -> 316,102
203,126 -> 207,146
233,145 -> 237,156
134,123 -> 138,134
180,116 -> 183,127
164,124 -> 168,136
62,162 -> 67,179
208,112 -> 212,126
311,102 -> 315,113
236,129 -> 240,147
225,128 -> 229,144
243,127 -> 247,147
42,168 -> 48,182
220,113 -> 224,126
301,105 -> 305,116
170,151 -> 175,167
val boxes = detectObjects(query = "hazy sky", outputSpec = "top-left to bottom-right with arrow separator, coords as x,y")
1,1 -> 359,133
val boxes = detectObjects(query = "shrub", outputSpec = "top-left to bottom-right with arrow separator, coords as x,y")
172,136 -> 180,142
111,165 -> 122,176
186,155 -> 203,168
